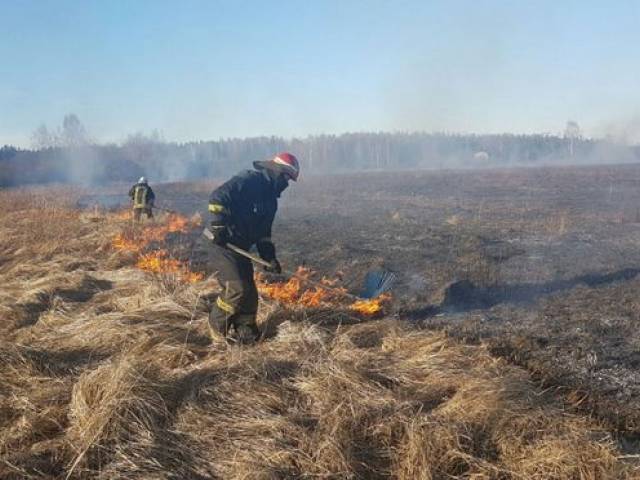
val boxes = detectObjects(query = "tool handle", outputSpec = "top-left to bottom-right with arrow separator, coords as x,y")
226,242 -> 272,268
203,229 -> 272,268
203,228 -> 363,301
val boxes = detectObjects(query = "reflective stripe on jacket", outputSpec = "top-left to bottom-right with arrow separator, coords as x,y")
133,185 -> 148,208
128,183 -> 155,209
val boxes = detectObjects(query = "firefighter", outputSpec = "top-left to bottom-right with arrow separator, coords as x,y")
128,177 -> 155,221
203,152 -> 300,344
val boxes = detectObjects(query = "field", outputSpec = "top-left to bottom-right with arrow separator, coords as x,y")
2,163 -> 640,478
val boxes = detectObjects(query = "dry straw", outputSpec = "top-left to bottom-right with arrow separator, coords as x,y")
0,189 -> 637,479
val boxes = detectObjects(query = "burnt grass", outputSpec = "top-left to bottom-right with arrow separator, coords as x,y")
145,163 -> 640,443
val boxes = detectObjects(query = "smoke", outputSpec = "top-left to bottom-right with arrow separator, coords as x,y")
63,146 -> 101,185
24,114 -> 104,185
594,114 -> 640,145
4,122 -> 640,189
582,140 -> 638,166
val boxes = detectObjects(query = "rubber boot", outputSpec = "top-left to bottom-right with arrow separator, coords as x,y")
234,315 -> 261,345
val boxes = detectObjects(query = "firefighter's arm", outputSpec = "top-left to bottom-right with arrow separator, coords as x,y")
257,235 -> 275,261
207,180 -> 235,245
257,222 -> 281,273
258,241 -> 280,274
128,186 -> 135,199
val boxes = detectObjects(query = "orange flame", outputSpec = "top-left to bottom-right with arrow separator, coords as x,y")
111,232 -> 141,253
349,294 -> 391,316
137,249 -> 181,273
182,270 -> 206,284
256,267 -> 344,307
257,267 -> 390,316
166,215 -> 188,232
112,212 -> 203,283
136,250 -> 204,284
111,213 -> 196,252
111,212 -> 387,303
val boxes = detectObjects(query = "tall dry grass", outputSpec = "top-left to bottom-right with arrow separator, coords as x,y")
0,187 -> 638,479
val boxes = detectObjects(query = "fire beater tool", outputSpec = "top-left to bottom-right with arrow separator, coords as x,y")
203,228 -> 394,300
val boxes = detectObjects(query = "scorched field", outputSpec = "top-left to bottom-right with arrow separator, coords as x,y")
2,163 -> 640,479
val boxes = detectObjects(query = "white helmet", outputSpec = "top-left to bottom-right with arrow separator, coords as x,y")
138,176 -> 147,184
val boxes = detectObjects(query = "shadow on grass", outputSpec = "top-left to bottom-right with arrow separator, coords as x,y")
16,276 -> 114,328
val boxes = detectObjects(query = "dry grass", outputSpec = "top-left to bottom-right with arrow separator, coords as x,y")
0,187 -> 638,479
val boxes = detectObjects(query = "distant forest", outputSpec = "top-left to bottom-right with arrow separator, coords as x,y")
1,117 -> 639,187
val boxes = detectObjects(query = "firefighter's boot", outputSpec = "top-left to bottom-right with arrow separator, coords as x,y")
234,314 -> 261,345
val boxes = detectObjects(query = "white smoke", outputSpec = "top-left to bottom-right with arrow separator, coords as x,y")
595,114 -> 640,145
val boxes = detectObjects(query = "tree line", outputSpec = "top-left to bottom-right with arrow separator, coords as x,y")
1,117 -> 638,187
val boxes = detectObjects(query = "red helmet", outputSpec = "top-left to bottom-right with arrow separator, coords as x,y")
271,152 -> 300,181
254,152 -> 300,181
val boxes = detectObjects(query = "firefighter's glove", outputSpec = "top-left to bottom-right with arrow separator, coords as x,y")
264,258 -> 282,274
210,225 -> 229,246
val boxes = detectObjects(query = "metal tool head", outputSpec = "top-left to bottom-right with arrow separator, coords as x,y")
360,270 -> 396,299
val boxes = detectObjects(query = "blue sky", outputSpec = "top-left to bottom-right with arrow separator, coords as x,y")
1,0 -> 639,147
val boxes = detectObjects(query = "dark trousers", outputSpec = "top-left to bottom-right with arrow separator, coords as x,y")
206,244 -> 259,337
133,207 -> 153,221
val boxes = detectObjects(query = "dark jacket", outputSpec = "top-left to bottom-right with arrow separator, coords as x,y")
208,169 -> 279,260
129,183 -> 155,208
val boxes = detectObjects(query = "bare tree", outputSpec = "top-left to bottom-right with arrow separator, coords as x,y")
31,124 -> 56,149
61,114 -> 89,147
30,115 -> 91,150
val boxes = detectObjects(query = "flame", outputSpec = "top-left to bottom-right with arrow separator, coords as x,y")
349,294 -> 391,316
136,250 -> 204,284
111,232 -> 141,253
143,214 -> 193,244
112,212 -> 203,283
256,267 -> 344,307
166,215 -> 188,232
137,249 -> 180,273
182,269 -> 206,284
111,213 -> 196,253
257,267 -> 389,316
258,274 -> 305,304
111,212 -> 387,303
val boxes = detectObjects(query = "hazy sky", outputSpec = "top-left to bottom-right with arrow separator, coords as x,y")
2,0 -> 639,147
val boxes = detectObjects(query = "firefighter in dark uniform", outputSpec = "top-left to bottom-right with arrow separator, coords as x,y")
204,152 -> 300,344
128,177 -> 155,221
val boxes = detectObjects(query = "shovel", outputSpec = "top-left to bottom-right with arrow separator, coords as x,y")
203,229 -> 394,300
